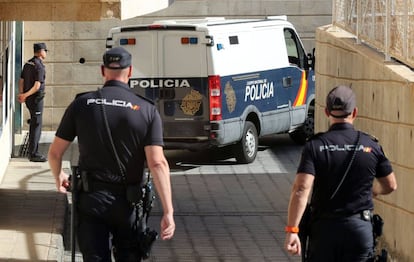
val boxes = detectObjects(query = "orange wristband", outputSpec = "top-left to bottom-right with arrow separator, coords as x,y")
285,226 -> 299,233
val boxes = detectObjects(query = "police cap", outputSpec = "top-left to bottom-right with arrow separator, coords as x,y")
103,47 -> 131,69
34,43 -> 47,52
326,85 -> 356,118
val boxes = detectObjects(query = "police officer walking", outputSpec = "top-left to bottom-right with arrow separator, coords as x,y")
18,43 -> 48,162
48,47 -> 175,261
284,85 -> 397,261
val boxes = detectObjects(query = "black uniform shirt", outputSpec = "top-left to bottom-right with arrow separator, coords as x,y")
56,80 -> 164,183
297,123 -> 393,215
20,56 -> 46,94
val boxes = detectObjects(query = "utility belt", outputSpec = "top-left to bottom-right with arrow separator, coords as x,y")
70,166 -> 158,259
85,179 -> 126,194
78,170 -> 127,194
318,209 -> 373,221
74,169 -> 153,208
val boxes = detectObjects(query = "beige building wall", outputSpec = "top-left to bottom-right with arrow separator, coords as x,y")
21,0 -> 332,131
315,25 -> 414,262
0,0 -> 173,21
0,0 -> 173,182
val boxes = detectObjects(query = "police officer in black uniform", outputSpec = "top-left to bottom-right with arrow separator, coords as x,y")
18,42 -> 48,162
48,47 -> 175,261
284,85 -> 397,261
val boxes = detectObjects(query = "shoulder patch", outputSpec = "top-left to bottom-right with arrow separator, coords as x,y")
361,131 -> 379,142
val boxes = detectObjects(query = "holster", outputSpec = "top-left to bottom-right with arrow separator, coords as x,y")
132,175 -> 157,260
69,169 -> 91,192
372,214 -> 384,238
138,228 -> 158,260
69,166 -> 82,192
80,170 -> 89,192
127,184 -> 144,204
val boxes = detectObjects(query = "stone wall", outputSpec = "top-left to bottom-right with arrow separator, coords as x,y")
0,0 -> 173,21
315,24 -> 414,262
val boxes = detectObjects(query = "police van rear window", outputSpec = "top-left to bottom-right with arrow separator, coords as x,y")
229,36 -> 239,45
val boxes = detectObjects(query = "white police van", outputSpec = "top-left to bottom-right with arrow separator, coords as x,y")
106,16 -> 315,163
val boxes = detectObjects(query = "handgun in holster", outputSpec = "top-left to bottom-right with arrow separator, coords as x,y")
135,170 -> 158,260
371,214 -> 387,262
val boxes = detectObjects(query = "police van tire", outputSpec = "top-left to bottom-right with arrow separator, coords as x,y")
289,130 -> 306,145
235,121 -> 258,164
303,115 -> 314,138
289,116 -> 314,145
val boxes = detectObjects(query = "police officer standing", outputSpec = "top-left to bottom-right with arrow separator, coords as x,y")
48,47 -> 175,261
18,43 -> 48,162
284,85 -> 397,261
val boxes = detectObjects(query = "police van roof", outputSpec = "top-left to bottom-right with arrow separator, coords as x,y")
110,16 -> 291,34
153,16 -> 288,26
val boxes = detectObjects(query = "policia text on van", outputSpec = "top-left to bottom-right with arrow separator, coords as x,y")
106,16 -> 315,163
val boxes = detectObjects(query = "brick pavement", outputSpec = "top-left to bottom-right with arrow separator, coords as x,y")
146,173 -> 301,262
143,138 -> 302,262
0,132 -> 303,261
0,132 -> 69,261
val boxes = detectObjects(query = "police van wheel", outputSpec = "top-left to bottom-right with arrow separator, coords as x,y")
289,116 -> 314,145
303,116 -> 314,138
289,130 -> 305,145
235,121 -> 258,164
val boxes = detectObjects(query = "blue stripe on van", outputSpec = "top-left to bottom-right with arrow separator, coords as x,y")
220,67 -> 304,118
129,66 -> 306,120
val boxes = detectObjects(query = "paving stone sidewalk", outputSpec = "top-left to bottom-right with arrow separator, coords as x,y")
0,132 -> 303,261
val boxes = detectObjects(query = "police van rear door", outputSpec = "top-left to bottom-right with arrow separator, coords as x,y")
110,25 -> 211,145
154,29 -> 210,143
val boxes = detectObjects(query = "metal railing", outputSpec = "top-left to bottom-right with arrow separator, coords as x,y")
332,0 -> 414,69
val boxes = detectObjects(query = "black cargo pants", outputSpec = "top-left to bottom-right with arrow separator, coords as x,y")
77,189 -> 143,262
25,95 -> 44,156
306,213 -> 374,262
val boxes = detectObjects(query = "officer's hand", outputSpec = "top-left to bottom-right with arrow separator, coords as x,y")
285,232 -> 301,256
160,213 -> 175,240
18,93 -> 25,103
56,170 -> 70,194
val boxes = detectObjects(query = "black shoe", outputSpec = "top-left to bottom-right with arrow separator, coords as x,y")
29,154 -> 47,162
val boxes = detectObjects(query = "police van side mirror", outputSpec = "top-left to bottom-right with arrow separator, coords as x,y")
308,48 -> 315,70
307,48 -> 316,70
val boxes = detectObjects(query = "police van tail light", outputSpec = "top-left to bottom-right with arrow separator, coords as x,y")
148,24 -> 166,29
208,75 -> 222,121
